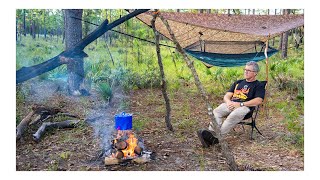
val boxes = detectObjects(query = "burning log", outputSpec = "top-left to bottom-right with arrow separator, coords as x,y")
115,151 -> 124,159
134,146 -> 143,155
114,141 -> 127,150
33,120 -> 80,142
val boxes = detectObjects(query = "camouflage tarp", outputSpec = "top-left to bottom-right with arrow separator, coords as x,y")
136,11 -> 304,54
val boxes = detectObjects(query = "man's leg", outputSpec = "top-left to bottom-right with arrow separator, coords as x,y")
220,106 -> 250,136
208,103 -> 231,131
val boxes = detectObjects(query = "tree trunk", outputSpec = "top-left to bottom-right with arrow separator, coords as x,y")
23,9 -> 26,36
109,9 -> 112,45
158,12 -> 238,171
65,9 -> 84,96
32,19 -> 36,39
151,12 -> 173,132
62,10 -> 66,44
207,9 -> 211,13
281,9 -> 290,59
16,17 -> 18,42
44,10 -> 47,39
278,33 -> 283,50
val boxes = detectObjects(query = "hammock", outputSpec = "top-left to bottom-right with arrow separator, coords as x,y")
185,47 -> 278,67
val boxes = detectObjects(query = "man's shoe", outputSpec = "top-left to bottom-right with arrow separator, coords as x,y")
197,129 -> 219,148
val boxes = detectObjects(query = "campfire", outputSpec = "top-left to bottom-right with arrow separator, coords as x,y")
104,112 -> 153,165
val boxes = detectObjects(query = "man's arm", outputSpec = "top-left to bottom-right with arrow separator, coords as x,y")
224,92 -> 235,110
224,92 -> 233,104
232,97 -> 263,108
242,97 -> 263,107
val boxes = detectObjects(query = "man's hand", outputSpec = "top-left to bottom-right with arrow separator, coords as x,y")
226,101 -> 235,110
227,101 -> 241,111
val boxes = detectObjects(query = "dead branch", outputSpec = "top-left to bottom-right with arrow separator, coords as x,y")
32,120 -> 80,142
16,110 -> 36,140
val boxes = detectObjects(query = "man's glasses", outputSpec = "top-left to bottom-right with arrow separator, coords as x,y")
243,69 -> 256,73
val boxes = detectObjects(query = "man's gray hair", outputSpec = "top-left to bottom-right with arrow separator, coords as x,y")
246,61 -> 260,72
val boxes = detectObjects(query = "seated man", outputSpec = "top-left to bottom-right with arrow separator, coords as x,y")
197,61 -> 266,148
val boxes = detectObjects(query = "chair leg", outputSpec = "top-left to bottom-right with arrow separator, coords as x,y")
254,125 -> 263,135
250,124 -> 254,140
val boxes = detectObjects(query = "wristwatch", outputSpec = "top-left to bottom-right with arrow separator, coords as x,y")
240,102 -> 244,107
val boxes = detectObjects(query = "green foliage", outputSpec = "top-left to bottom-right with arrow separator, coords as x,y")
132,118 -> 149,132
282,104 -> 304,147
97,82 -> 113,102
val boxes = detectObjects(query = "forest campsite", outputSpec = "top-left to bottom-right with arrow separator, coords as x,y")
16,9 -> 304,171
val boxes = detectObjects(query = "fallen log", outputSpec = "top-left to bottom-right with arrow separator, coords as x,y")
32,120 -> 80,142
29,112 -> 79,125
16,110 -> 36,140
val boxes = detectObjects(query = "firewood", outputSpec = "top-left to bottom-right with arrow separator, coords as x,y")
114,141 -> 127,150
32,120 -> 80,142
115,151 -> 124,159
134,146 -> 143,155
16,110 -> 36,140
104,157 -> 121,165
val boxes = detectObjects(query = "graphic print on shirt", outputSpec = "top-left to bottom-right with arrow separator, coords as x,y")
231,83 -> 250,101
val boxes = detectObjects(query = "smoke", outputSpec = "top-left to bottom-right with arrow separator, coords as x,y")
84,86 -> 129,156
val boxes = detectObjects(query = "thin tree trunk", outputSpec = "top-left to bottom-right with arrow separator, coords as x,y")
109,9 -> 112,45
44,10 -> 47,39
32,20 -> 36,39
278,33 -> 283,50
158,12 -> 238,171
62,10 -> 66,44
281,9 -> 290,59
151,11 -> 173,132
16,17 -> 18,42
23,9 -> 26,36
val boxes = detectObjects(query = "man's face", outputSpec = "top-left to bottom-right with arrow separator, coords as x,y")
243,65 -> 257,79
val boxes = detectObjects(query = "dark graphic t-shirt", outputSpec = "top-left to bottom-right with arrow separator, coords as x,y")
228,79 -> 265,103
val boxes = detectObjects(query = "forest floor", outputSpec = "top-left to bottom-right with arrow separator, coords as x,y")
16,80 -> 304,171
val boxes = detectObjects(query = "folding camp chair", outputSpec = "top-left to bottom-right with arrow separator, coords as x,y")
238,81 -> 267,140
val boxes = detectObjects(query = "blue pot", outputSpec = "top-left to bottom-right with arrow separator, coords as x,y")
114,112 -> 132,130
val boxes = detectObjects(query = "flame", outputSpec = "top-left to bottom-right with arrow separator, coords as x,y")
113,130 -> 138,159
122,133 -> 138,158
